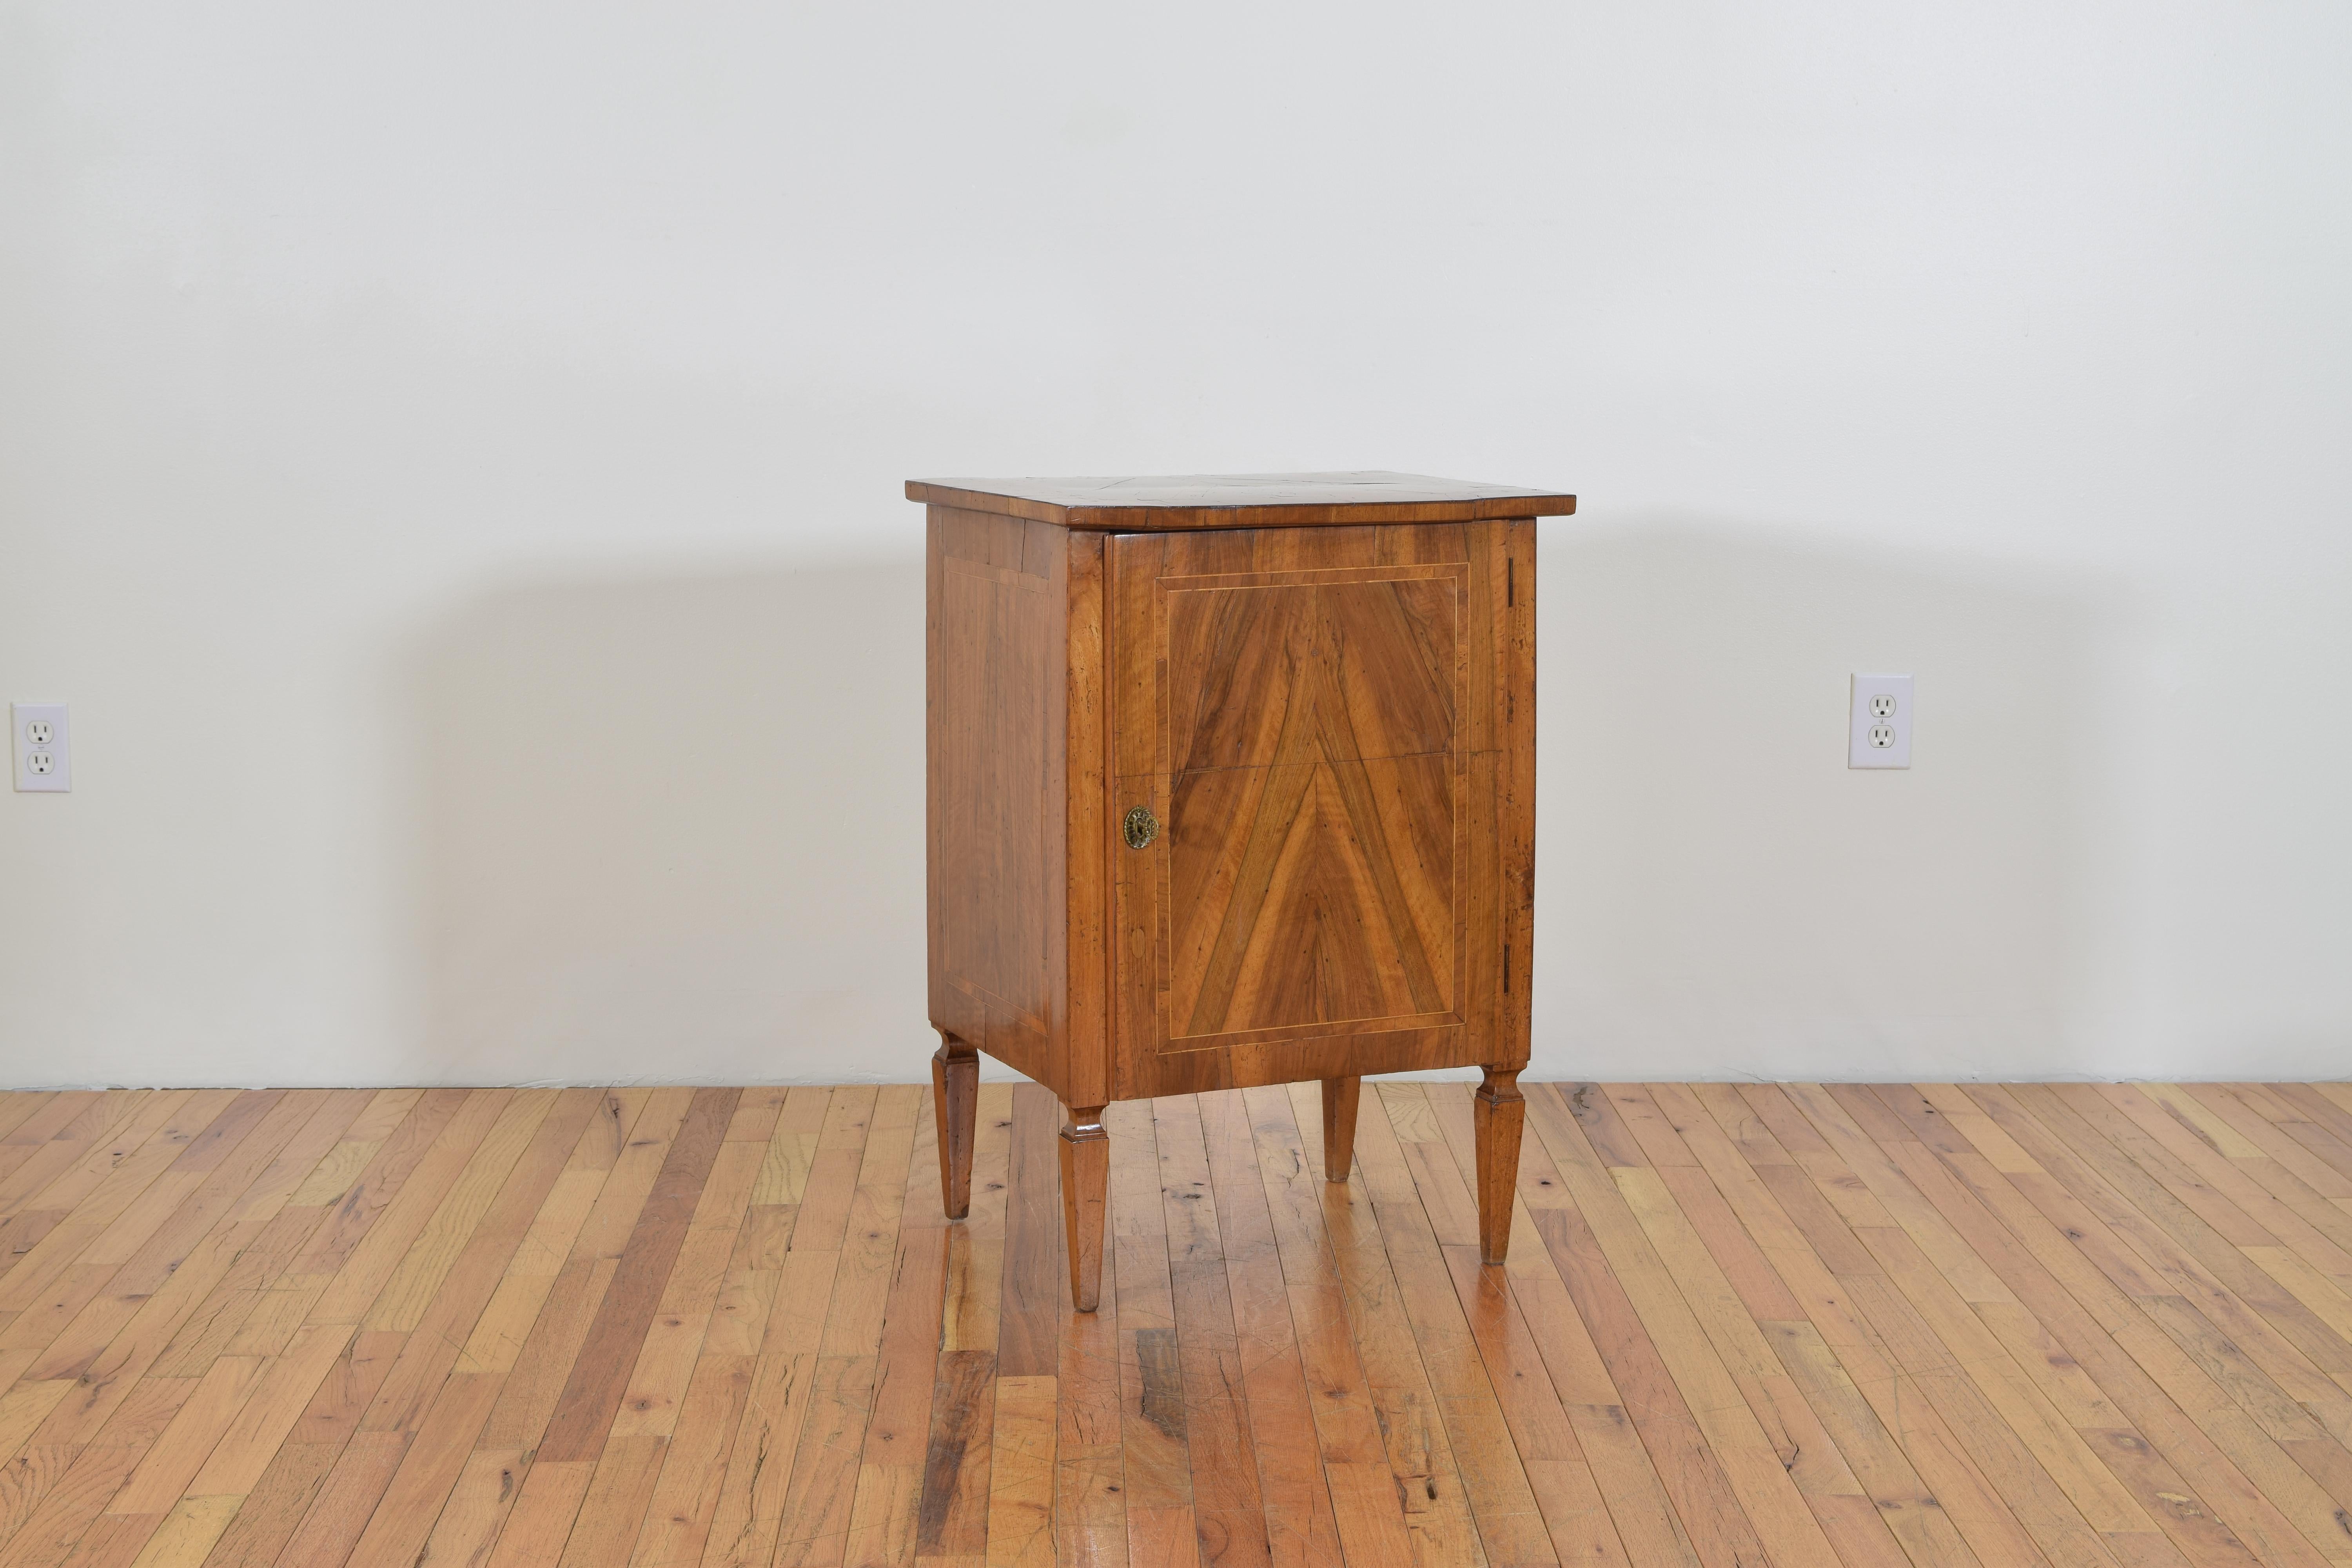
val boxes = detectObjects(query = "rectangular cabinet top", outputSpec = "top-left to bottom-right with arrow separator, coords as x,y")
907,471 -> 1576,530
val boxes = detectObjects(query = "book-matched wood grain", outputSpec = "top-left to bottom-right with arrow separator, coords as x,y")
1161,569 -> 1458,774
1164,755 -> 1455,1038
1105,521 -> 1534,1098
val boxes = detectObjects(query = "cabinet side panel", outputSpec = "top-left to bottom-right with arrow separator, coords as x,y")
926,515 -> 967,1042
929,506 -> 1062,1082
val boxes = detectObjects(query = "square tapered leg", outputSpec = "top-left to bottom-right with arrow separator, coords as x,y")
1321,1076 -> 1361,1183
932,1033 -> 978,1220
1058,1105 -> 1108,1311
1473,1067 -> 1525,1265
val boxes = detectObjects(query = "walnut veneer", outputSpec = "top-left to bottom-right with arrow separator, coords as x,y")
917,472 -> 1573,1308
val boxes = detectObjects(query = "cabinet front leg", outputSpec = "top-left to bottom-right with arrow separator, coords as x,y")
1058,1105 -> 1109,1312
1473,1067 -> 1526,1265
1321,1077 -> 1361,1183
931,1032 -> 978,1221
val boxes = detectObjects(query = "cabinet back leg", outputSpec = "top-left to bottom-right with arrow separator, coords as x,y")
1473,1067 -> 1526,1265
932,1032 -> 978,1220
1321,1076 -> 1361,1183
1059,1105 -> 1109,1311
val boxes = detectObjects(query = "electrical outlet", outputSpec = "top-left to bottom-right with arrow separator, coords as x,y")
13,702 -> 70,792
1849,675 -> 1911,769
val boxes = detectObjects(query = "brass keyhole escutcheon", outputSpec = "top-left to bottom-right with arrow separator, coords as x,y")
1122,806 -> 1159,850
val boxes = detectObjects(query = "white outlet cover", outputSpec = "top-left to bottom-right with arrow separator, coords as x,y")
13,702 -> 70,792
1849,675 -> 1912,769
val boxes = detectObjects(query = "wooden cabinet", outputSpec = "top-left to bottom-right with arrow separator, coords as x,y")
915,473 -> 1574,1307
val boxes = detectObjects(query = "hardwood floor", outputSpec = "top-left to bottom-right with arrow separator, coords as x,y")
4,1082 -> 2352,1566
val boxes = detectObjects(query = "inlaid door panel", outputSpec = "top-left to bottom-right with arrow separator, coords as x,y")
1167,754 -> 1455,1038
1110,522 -> 1528,1094
1165,573 -> 1457,771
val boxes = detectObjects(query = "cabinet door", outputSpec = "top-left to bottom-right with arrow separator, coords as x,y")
1107,522 -> 1532,1097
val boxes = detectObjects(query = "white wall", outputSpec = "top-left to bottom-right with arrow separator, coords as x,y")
4,1 -> 2348,1088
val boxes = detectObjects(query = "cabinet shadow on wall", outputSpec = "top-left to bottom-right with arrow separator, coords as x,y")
402,557 -> 931,1085
400,525 -> 2120,1087
1541,519 -> 2121,1082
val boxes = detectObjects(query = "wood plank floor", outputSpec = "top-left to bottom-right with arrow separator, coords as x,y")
5,1083 -> 2352,1566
